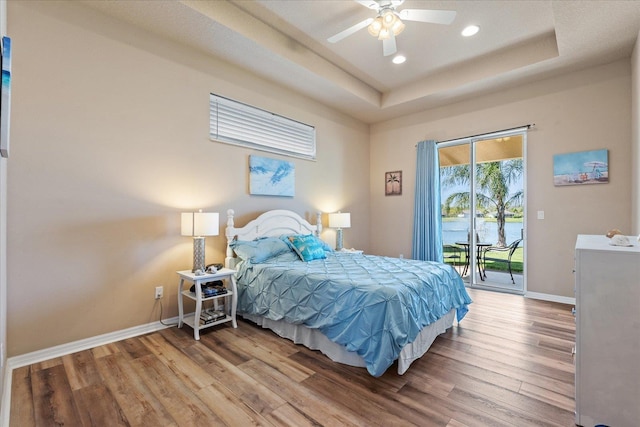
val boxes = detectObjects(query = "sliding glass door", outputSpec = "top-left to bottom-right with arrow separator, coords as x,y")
439,130 -> 526,293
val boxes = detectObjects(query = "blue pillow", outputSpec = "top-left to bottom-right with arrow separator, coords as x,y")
286,234 -> 327,262
317,236 -> 334,252
280,234 -> 333,252
230,237 -> 292,263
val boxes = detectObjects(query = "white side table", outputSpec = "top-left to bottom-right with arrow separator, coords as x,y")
177,268 -> 237,340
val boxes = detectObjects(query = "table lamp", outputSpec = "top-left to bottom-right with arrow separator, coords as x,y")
181,210 -> 219,273
329,211 -> 351,251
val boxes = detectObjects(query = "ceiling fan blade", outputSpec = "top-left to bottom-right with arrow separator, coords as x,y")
382,34 -> 397,57
327,18 -> 374,43
355,0 -> 381,10
355,0 -> 405,9
398,9 -> 456,25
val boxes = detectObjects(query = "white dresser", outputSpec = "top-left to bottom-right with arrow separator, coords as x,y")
574,235 -> 640,427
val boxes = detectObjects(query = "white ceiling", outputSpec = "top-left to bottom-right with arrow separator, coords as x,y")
82,0 -> 640,124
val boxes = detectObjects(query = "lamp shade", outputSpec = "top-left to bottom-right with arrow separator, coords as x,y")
328,212 -> 351,229
181,211 -> 219,237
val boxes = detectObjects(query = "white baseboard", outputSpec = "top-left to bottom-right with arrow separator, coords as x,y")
1,362 -> 9,427
7,316 -> 179,370
525,291 -> 575,305
0,316 -> 178,427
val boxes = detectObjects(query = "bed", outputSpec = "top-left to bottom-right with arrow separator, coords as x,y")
224,209 -> 471,377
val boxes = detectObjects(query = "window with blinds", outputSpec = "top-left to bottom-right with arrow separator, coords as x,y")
209,94 -> 316,161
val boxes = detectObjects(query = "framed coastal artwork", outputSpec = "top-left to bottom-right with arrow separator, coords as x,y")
385,170 -> 402,196
553,149 -> 608,186
1,36 -> 12,158
249,155 -> 295,197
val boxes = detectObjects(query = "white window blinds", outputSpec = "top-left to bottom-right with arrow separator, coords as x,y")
210,94 -> 316,161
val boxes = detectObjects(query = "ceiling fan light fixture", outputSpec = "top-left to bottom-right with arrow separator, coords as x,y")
368,16 -> 383,37
378,27 -> 391,40
369,10 -> 405,39
391,19 -> 405,36
382,10 -> 396,26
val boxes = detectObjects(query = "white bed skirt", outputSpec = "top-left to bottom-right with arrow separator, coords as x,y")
241,309 -> 456,375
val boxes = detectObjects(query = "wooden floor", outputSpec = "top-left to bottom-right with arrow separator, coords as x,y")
10,289 -> 576,426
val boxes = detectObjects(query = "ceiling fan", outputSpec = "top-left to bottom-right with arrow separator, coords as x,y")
327,0 -> 456,57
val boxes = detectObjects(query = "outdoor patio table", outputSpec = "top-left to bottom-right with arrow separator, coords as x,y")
455,241 -> 491,280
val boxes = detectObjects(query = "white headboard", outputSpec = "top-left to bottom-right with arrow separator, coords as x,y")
225,209 -> 322,268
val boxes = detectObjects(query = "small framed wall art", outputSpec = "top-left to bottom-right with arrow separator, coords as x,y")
385,170 -> 402,196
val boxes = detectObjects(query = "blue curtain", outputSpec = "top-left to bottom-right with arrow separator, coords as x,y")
412,140 -> 443,262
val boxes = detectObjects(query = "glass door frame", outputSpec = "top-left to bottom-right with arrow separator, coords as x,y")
438,127 -> 527,293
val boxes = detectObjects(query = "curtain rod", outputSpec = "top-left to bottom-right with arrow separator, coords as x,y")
433,124 -> 535,145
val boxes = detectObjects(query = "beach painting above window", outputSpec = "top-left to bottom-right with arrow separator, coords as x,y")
553,149 -> 608,186
249,155 -> 295,197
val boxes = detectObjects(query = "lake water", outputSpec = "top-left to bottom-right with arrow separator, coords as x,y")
442,218 -> 523,245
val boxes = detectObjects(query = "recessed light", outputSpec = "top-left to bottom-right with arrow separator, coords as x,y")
392,55 -> 406,64
462,25 -> 480,37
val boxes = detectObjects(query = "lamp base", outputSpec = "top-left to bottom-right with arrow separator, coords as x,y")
192,236 -> 206,272
335,228 -> 344,251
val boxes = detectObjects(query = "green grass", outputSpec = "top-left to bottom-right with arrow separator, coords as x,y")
443,245 -> 523,273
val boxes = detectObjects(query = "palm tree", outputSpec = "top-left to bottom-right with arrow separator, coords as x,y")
441,159 -> 523,247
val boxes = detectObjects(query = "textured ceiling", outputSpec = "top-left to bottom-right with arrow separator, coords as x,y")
82,0 -> 640,124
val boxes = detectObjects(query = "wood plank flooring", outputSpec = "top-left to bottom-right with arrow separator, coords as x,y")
10,289 -> 576,426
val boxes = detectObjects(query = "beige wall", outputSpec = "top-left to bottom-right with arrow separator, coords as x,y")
370,60 -> 632,298
6,1 -> 370,356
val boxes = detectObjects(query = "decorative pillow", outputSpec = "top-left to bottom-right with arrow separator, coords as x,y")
280,234 -> 333,252
269,250 -> 301,263
286,234 -> 327,262
230,237 -> 292,263
317,236 -> 334,252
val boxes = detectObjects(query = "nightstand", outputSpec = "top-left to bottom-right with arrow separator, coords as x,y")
177,268 -> 237,340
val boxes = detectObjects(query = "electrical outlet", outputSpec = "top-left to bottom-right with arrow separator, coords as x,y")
155,286 -> 163,299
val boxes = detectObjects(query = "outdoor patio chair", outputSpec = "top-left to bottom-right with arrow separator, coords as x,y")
443,244 -> 462,275
482,238 -> 522,284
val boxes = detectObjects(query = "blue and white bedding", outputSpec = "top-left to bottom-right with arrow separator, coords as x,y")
232,237 -> 472,377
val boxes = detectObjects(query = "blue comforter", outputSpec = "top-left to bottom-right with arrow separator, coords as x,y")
234,251 -> 472,376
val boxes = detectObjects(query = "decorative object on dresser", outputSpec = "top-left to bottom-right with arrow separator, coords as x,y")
328,211 -> 350,251
574,234 -> 639,427
181,210 -> 219,273
605,228 -> 622,238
